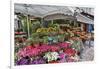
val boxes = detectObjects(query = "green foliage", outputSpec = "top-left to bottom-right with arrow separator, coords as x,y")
19,15 -> 41,37
43,36 -> 49,44
32,21 -> 41,33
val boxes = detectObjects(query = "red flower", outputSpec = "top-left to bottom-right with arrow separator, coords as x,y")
64,48 -> 76,56
15,32 -> 20,35
15,32 -> 25,35
50,46 -> 60,52
26,45 -> 34,49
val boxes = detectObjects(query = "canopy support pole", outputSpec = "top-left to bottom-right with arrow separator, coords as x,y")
51,20 -> 53,24
41,18 -> 44,27
25,4 -> 30,38
27,15 -> 30,38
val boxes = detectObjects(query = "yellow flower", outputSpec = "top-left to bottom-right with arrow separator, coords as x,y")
43,28 -> 47,33
48,27 -> 54,32
36,28 -> 41,32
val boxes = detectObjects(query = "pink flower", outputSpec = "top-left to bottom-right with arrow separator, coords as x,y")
58,42 -> 71,48
17,46 -> 39,57
17,44 -> 62,57
31,48 -> 40,56
66,57 -> 75,62
50,46 -> 60,52
59,53 -> 66,59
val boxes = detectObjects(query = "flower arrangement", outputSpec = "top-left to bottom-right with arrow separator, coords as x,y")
17,44 -> 61,58
36,27 -> 58,33
44,52 -> 59,62
16,41 -> 79,65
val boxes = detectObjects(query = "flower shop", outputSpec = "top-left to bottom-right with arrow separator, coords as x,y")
14,3 -> 94,65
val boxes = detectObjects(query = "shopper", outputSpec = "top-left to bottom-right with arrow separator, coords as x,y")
84,33 -> 94,47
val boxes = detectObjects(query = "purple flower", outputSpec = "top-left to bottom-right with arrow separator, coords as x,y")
31,57 -> 46,64
16,57 -> 31,65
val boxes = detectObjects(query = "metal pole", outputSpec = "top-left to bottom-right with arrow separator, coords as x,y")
41,18 -> 44,27
51,20 -> 53,24
25,4 -> 30,38
73,10 -> 78,27
27,15 -> 30,38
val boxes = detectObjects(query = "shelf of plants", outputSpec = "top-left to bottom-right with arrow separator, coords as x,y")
14,20 -> 91,65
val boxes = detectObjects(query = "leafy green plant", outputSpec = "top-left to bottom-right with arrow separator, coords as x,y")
20,16 -> 41,37
32,21 -> 41,33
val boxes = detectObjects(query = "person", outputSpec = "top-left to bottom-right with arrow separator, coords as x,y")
84,33 -> 94,47
90,32 -> 94,47
80,46 -> 94,61
80,32 -> 94,61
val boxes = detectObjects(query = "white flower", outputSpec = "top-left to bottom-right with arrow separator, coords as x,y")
44,52 -> 59,62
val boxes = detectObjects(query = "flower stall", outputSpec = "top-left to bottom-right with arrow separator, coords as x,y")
14,3 -> 94,66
